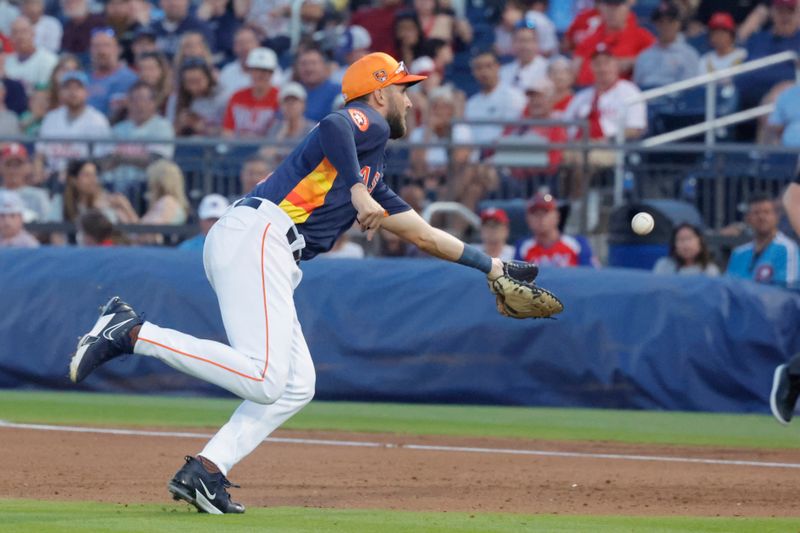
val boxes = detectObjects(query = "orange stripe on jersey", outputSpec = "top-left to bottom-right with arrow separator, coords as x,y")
278,158 -> 337,223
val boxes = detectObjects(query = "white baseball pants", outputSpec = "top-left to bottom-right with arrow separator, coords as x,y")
134,199 -> 316,474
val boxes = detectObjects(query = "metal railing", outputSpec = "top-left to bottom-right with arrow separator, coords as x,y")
615,50 -> 800,205
7,133 -> 800,238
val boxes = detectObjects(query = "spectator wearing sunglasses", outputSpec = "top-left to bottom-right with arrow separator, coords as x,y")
499,15 -> 548,93
88,27 -> 138,117
6,16 -> 58,91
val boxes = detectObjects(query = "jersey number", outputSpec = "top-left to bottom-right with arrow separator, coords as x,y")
360,166 -> 381,193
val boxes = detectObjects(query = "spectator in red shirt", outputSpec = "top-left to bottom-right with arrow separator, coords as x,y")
498,75 -> 567,176
351,0 -> 404,57
515,192 -> 597,267
547,55 -> 574,116
573,0 -> 655,86
222,47 -> 279,138
563,5 -> 602,53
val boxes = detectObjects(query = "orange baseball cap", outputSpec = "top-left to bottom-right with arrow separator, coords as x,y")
342,52 -> 427,103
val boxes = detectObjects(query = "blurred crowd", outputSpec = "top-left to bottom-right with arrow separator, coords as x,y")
0,0 -> 799,289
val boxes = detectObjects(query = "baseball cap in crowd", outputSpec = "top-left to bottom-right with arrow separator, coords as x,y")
410,56 -> 435,76
773,0 -> 798,9
1,142 -> 28,161
0,189 -> 24,215
280,81 -> 307,101
522,74 -> 554,97
651,1 -> 681,21
480,207 -> 510,225
527,192 -> 558,212
246,47 -> 278,71
591,42 -> 613,59
60,70 -> 89,87
708,12 -> 736,32
428,84 -> 455,103
342,52 -> 427,102
338,25 -> 372,55
198,194 -> 230,221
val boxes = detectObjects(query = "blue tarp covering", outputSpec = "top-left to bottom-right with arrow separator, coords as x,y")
1,248 -> 799,413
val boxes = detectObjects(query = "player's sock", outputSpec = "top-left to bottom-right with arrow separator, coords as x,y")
129,325 -> 141,347
197,455 -> 221,473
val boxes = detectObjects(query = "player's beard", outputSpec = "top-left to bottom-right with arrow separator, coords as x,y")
386,98 -> 407,139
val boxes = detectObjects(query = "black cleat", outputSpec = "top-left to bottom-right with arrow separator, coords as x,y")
770,363 -> 800,425
69,297 -> 142,383
168,456 -> 245,514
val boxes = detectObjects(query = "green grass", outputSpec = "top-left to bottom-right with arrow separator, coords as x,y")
1,390 -> 799,449
1,500 -> 796,533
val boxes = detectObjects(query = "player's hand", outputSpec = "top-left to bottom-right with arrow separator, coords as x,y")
488,257 -> 504,281
350,183 -> 386,241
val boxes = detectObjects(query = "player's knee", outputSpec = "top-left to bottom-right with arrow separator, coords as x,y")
261,376 -> 289,404
300,371 -> 316,405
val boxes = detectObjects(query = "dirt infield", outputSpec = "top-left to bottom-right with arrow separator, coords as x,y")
3,426 -> 799,517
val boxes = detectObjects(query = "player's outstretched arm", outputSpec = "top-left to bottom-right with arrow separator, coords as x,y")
382,210 -> 503,278
382,210 -> 564,319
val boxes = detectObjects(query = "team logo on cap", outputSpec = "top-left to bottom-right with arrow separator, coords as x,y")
348,109 -> 370,132
373,69 -> 387,83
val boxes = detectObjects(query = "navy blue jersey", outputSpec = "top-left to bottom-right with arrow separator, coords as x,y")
248,101 -> 410,260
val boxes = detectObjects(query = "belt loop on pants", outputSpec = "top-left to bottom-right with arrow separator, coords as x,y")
234,197 -> 304,263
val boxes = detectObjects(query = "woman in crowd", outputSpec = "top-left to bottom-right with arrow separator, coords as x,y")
107,159 -> 190,244
653,223 -> 720,276
135,51 -> 173,114
52,159 -> 134,225
167,57 -> 226,136
413,0 -> 472,47
394,10 -> 426,67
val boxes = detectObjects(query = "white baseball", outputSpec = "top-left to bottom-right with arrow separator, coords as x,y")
631,212 -> 655,235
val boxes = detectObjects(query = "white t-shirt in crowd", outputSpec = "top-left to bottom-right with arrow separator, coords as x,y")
478,243 -> 515,262
112,114 -> 175,159
698,48 -> 748,75
499,55 -> 548,92
525,11 -> 557,56
409,124 -> 476,169
5,48 -> 58,90
33,15 -> 63,54
464,83 -> 526,146
37,105 -> 112,172
563,80 -> 647,139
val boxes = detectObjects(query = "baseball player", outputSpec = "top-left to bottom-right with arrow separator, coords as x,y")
68,52 -> 554,514
770,175 -> 800,425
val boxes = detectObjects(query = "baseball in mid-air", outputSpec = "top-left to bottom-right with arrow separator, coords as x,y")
631,212 -> 655,235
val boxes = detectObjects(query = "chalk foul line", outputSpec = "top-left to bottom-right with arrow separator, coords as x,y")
1,419 -> 798,470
